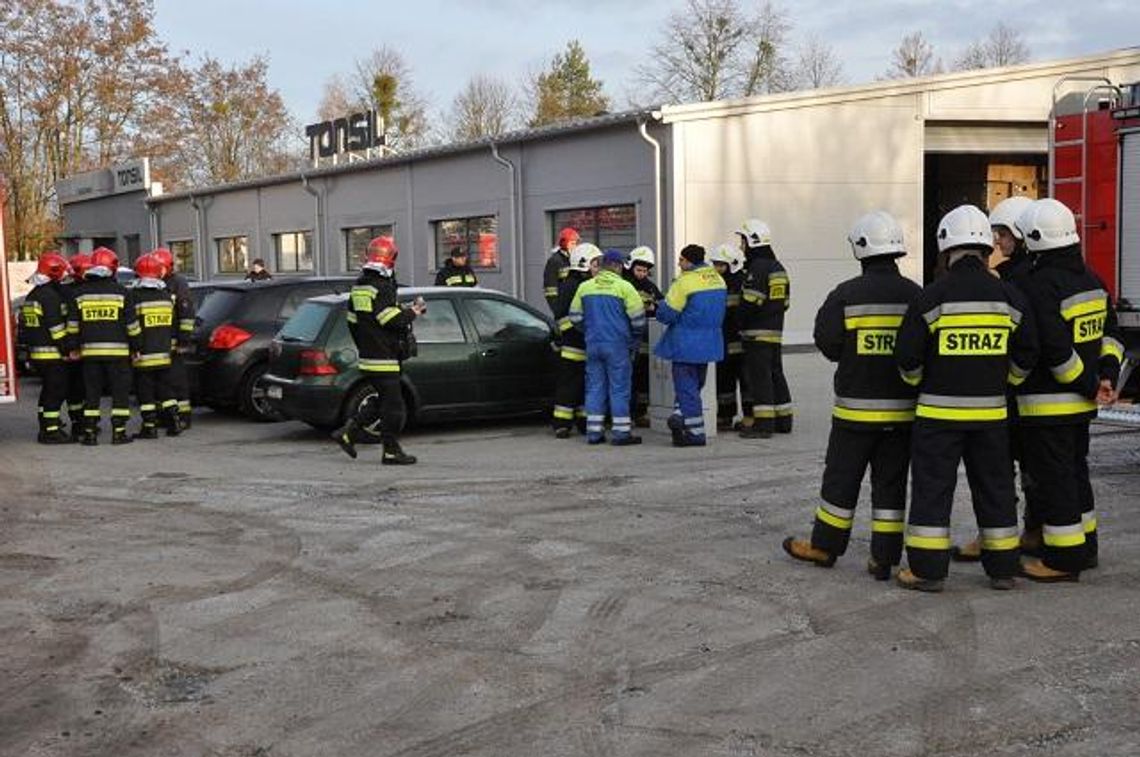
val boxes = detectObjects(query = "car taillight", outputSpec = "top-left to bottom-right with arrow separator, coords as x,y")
208,323 -> 252,351
299,349 -> 338,375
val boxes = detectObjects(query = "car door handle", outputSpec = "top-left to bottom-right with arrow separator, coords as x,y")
481,348 -> 498,357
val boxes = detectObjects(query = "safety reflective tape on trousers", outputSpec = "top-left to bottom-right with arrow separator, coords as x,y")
816,503 -> 854,530
1016,392 -> 1097,417
905,525 -> 951,550
1043,523 -> 1086,547
980,526 -> 1020,551
872,509 -> 905,534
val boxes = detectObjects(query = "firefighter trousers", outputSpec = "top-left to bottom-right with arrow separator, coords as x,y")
67,361 -> 86,423
715,352 -> 751,423
1020,422 -> 1094,573
168,352 -> 192,423
352,373 -> 405,447
742,342 -> 792,433
906,420 -> 1019,580
811,423 -> 911,565
135,368 -> 178,431
631,346 -> 650,421
83,359 -> 133,432
552,356 -> 586,431
36,362 -> 69,435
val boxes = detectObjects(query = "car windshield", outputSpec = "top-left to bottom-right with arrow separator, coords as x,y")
195,289 -> 244,327
279,301 -> 332,343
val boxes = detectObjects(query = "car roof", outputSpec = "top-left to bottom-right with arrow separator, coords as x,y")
209,276 -> 356,293
305,285 -> 503,305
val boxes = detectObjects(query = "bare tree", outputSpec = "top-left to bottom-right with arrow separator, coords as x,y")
449,75 -> 517,142
635,0 -> 795,104
740,1 -> 795,96
316,46 -> 432,150
884,31 -> 943,79
795,34 -> 843,89
635,0 -> 750,103
954,23 -> 1031,71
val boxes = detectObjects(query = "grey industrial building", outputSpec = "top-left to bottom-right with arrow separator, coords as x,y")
58,48 -> 1140,343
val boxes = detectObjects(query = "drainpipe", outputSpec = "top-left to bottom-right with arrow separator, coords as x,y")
147,204 -> 159,252
188,194 -> 204,276
490,142 -> 521,298
300,172 -> 324,276
638,118 -> 663,290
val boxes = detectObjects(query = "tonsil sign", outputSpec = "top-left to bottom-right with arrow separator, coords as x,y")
305,110 -> 386,166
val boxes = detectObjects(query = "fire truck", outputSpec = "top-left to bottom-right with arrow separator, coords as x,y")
1050,77 -> 1140,423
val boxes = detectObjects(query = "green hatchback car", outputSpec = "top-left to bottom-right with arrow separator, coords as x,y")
263,286 -> 559,432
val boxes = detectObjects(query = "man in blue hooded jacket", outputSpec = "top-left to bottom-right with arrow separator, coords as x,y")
655,244 -> 727,446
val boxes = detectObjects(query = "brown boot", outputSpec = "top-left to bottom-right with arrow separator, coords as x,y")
1020,558 -> 1079,583
1020,528 -> 1043,557
895,568 -> 944,593
950,537 -> 982,562
781,537 -> 836,568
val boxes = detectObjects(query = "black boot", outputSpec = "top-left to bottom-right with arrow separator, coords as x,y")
332,419 -> 361,459
136,425 -> 160,440
112,427 -> 133,445
82,422 -> 99,447
164,408 -> 182,437
666,414 -> 684,446
381,440 -> 417,465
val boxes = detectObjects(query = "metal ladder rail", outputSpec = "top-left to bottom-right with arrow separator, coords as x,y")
1049,77 -> 1120,228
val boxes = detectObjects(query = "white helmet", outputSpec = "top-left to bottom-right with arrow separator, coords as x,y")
737,218 -> 772,249
936,205 -> 993,254
569,242 -> 603,272
988,196 -> 1034,240
1016,198 -> 1079,252
848,210 -> 905,260
708,242 -> 740,273
626,246 -> 655,269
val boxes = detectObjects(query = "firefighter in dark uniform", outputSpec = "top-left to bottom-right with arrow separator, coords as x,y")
332,236 -> 423,465
894,205 -> 1039,592
1014,198 -> 1124,581
70,247 -> 141,445
130,254 -> 182,439
737,218 -> 793,438
622,246 -> 663,426
20,252 -> 74,443
63,253 -> 92,440
543,227 -> 580,315
551,243 -> 602,438
152,247 -> 195,431
434,245 -> 478,287
952,195 -> 1038,562
708,242 -> 752,431
782,212 -> 922,579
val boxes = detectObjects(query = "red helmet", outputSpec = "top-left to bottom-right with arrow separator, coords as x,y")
134,254 -> 164,280
558,227 -> 580,249
69,253 -> 93,280
364,235 -> 398,271
152,247 -> 174,275
90,246 -> 119,273
36,251 -> 71,282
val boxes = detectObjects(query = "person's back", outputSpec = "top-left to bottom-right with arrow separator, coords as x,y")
572,269 -> 645,350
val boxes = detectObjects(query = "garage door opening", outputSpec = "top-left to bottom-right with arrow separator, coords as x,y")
922,153 -> 1046,283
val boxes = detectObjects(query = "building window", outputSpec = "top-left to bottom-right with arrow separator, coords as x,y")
345,225 -> 394,271
275,230 -> 314,273
216,235 -> 249,274
434,215 -> 498,269
551,205 -> 637,253
124,234 -> 142,266
167,240 -> 195,277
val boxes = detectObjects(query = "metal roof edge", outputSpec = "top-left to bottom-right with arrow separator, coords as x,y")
147,108 -> 661,205
659,47 -> 1140,122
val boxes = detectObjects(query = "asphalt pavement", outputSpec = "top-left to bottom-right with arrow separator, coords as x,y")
1,352 -> 1138,756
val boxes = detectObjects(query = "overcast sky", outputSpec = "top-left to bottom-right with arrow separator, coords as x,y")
152,0 -> 1140,125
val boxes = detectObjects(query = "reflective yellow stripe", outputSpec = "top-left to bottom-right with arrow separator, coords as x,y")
544,287 -> 559,297
81,348 -> 130,357
1016,393 -> 1097,417
561,347 -> 586,362
845,315 -> 904,330
1051,352 -> 1084,384
1060,298 -> 1106,321
359,358 -> 400,373
1043,530 -> 1086,548
815,506 -> 853,530
929,313 -> 1015,332
1083,516 -> 1097,534
1101,337 -> 1124,363
905,534 -> 952,550
872,520 -> 905,534
981,535 -> 1020,551
916,405 -> 1006,421
377,307 -> 403,325
832,406 -> 915,423
553,406 -> 574,420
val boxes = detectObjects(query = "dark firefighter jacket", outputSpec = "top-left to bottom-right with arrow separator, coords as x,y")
739,246 -> 790,343
131,282 -> 176,370
68,275 -> 141,360
21,282 -> 71,362
347,270 -> 414,373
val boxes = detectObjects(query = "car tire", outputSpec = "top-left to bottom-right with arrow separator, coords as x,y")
340,381 -> 412,443
239,363 -> 285,422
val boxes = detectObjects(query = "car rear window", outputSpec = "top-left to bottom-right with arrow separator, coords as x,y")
195,289 -> 244,327
279,302 -> 333,343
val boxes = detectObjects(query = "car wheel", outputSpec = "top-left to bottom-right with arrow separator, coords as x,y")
340,381 -> 410,443
239,363 -> 285,422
